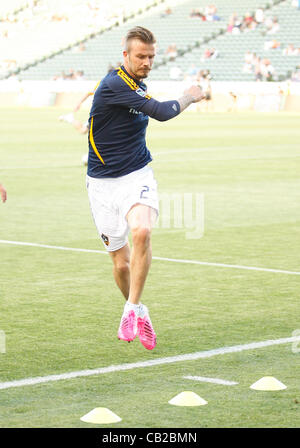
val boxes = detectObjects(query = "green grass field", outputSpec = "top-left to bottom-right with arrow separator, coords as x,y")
0,107 -> 299,428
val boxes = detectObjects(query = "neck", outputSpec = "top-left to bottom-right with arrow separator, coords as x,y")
123,64 -> 142,82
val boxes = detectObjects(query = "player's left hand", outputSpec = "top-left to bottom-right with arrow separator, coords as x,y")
184,85 -> 205,103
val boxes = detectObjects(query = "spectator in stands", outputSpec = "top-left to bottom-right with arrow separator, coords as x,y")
226,19 -> 234,33
252,55 -> 263,81
75,70 -> 85,80
260,58 -> 275,81
190,9 -> 205,19
185,63 -> 199,81
228,10 -> 268,35
227,13 -> 242,34
161,7 -> 172,18
242,52 -> 270,79
52,69 -> 84,81
165,44 -> 178,61
244,51 -> 255,64
242,53 -> 264,81
0,183 -> 7,203
232,21 -> 242,34
73,42 -> 86,53
202,48 -> 211,59
264,39 -> 281,50
65,68 -> 77,80
241,12 -> 256,32
204,4 -> 221,21
255,8 -> 264,24
255,62 -> 263,82
210,48 -> 218,59
226,15 -> 235,33
265,17 -> 280,34
201,47 -> 218,61
282,44 -> 298,55
242,61 -> 253,73
291,65 -> 300,81
252,53 -> 260,66
52,72 -> 63,81
263,16 -> 273,32
242,52 -> 254,73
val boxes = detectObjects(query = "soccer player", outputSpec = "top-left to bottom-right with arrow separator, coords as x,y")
59,81 -> 101,135
59,82 -> 101,165
0,183 -> 7,203
86,26 -> 204,350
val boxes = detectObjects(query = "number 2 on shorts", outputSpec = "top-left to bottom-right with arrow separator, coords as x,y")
140,185 -> 149,199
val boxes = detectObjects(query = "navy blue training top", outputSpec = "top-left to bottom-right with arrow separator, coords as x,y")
87,65 -> 180,178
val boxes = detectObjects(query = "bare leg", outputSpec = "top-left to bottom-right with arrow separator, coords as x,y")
109,243 -> 131,300
126,204 -> 157,305
116,204 -> 157,348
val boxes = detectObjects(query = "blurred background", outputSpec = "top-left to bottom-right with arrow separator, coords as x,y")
0,0 -> 300,112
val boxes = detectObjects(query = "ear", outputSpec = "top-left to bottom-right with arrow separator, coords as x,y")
123,50 -> 128,59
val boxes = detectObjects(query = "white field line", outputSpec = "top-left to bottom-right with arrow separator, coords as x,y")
0,336 -> 299,391
0,239 -> 300,276
183,376 -> 238,386
0,239 -> 107,255
152,255 -> 300,276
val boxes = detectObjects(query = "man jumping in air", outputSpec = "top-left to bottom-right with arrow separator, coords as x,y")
86,26 -> 204,350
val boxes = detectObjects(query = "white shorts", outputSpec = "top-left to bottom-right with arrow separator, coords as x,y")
87,165 -> 159,252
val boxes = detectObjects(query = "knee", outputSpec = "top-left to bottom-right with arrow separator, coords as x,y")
132,226 -> 151,248
114,260 -> 130,276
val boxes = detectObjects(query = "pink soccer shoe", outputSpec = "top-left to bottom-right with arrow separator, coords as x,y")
137,307 -> 157,350
118,309 -> 138,342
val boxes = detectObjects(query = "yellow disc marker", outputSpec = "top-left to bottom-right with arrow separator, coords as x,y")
168,391 -> 208,406
80,407 -> 122,424
250,376 -> 287,391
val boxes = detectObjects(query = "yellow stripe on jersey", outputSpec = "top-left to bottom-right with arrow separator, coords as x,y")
117,68 -> 151,99
89,116 -> 105,165
88,80 -> 101,96
117,67 -> 138,90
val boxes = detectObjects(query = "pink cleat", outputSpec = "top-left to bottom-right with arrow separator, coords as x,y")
137,307 -> 157,350
118,310 -> 138,342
